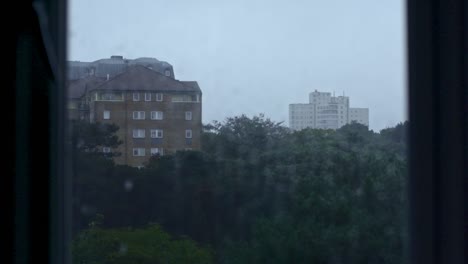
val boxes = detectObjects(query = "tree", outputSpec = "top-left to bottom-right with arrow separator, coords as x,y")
71,114 -> 408,264
70,120 -> 123,158
73,223 -> 214,264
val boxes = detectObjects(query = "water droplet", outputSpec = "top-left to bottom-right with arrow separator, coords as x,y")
119,243 -> 128,255
124,180 -> 133,192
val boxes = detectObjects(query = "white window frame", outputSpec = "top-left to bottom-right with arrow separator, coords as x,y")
185,129 -> 192,139
151,111 -> 163,120
98,92 -> 124,101
156,93 -> 163,101
133,148 -> 145,156
185,111 -> 192,120
150,129 -> 163,138
133,93 -> 140,101
150,148 -> 164,156
133,111 -> 145,120
102,147 -> 111,153
133,129 -> 145,138
145,93 -> 152,101
103,110 -> 110,120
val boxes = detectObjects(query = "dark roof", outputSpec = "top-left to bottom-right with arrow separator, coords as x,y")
67,56 -> 175,80
90,65 -> 201,93
67,76 -> 106,99
181,81 -> 201,91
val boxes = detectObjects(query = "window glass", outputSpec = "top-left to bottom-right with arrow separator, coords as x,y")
185,111 -> 192,120
145,93 -> 151,101
68,1 -> 407,263
151,111 -> 163,120
103,110 -> 110,120
156,93 -> 163,101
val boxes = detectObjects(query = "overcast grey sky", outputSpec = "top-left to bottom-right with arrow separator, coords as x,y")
69,0 -> 406,131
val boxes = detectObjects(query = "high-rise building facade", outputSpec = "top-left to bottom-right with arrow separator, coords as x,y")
289,90 -> 369,130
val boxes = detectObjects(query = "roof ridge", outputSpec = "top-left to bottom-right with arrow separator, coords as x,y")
85,65 -> 201,93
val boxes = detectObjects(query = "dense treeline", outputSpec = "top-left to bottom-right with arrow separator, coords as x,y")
71,115 -> 408,264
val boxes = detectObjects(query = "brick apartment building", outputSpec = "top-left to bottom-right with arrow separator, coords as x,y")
68,64 -> 202,167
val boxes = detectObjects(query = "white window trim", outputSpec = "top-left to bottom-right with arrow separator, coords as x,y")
103,110 -> 110,120
185,111 -> 192,120
145,93 -> 152,101
185,129 -> 192,139
133,129 -> 145,138
133,148 -> 146,156
151,111 -> 163,120
156,93 -> 163,102
96,92 -> 125,102
133,93 -> 140,101
151,129 -> 163,138
150,148 -> 164,156
133,111 -> 145,120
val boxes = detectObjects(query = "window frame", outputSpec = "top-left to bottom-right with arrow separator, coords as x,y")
150,148 -> 164,156
150,129 -> 163,138
156,93 -> 163,101
151,111 -> 163,120
132,129 -> 145,138
185,111 -> 192,120
185,129 -> 192,139
144,93 -> 151,101
132,148 -> 146,156
103,110 -> 110,120
132,111 -> 145,120
12,1 -> 467,264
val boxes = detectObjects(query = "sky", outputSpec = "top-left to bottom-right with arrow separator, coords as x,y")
69,0 -> 407,131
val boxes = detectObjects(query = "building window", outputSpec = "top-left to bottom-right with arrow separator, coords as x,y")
185,129 -> 192,139
133,111 -> 145,120
156,93 -> 163,101
133,129 -> 145,138
133,148 -> 145,156
102,147 -> 111,153
150,148 -> 164,156
172,94 -> 195,102
98,92 -> 124,101
145,93 -> 151,101
151,129 -> 163,138
133,93 -> 140,101
185,111 -> 192,120
164,70 -> 171,77
103,110 -> 110,120
151,111 -> 163,120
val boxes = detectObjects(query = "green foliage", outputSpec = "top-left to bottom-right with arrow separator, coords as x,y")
73,224 -> 213,264
70,120 -> 123,158
73,115 -> 408,264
